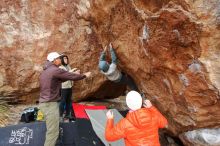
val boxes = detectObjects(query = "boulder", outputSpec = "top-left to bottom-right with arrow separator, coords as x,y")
0,0 -> 220,139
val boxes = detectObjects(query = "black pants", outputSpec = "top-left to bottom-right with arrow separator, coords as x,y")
117,73 -> 139,92
59,88 -> 75,118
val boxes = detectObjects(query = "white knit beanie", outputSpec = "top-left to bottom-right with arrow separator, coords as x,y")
126,91 -> 142,111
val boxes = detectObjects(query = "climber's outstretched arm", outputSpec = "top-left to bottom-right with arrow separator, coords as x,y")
99,46 -> 107,61
109,43 -> 117,64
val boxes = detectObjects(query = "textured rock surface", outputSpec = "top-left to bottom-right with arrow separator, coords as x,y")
1,0 -> 220,142
180,128 -> 220,146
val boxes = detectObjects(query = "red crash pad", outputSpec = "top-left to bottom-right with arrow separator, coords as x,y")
72,103 -> 106,119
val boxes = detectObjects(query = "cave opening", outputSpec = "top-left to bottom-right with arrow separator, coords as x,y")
84,80 -> 127,101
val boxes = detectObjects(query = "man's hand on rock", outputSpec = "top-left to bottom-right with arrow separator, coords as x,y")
103,45 -> 107,52
143,100 -> 152,108
84,72 -> 91,78
106,110 -> 114,119
109,43 -> 113,49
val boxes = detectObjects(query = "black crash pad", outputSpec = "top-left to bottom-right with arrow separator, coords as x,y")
0,122 -> 47,146
0,120 -> 104,146
74,118 -> 105,146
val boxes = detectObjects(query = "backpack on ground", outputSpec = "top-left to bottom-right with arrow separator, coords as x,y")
20,107 -> 39,123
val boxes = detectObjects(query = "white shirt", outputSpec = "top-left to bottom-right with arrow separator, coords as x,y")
59,65 -> 73,89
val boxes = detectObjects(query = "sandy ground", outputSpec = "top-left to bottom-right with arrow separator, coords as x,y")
0,102 -> 36,127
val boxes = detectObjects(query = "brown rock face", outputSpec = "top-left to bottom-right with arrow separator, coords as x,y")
1,0 -> 220,138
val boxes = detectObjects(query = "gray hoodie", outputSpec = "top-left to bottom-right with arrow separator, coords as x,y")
99,48 -> 122,82
39,61 -> 86,103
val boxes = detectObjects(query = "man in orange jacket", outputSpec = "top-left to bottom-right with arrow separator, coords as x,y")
105,91 -> 168,146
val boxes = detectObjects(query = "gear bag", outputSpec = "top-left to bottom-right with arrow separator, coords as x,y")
20,107 -> 39,123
